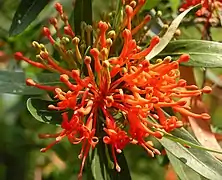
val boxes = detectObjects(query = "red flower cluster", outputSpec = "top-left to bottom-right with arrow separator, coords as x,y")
14,2 -> 211,179
180,0 -> 222,17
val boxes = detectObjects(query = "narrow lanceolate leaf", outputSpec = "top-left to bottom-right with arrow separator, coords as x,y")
87,142 -> 131,180
158,128 -> 222,180
87,148 -> 106,180
73,0 -> 92,36
169,0 -> 181,14
27,98 -> 65,125
183,97 -> 222,160
113,0 -> 124,31
189,116 -> 222,160
157,40 -> 222,67
9,0 -> 49,36
193,68 -> 205,88
145,4 -> 199,60
0,71 -> 60,95
166,150 -> 206,180
142,0 -> 161,10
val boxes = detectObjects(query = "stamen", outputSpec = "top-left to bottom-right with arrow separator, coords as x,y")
110,64 -> 121,77
78,143 -> 90,180
72,37 -> 82,63
132,0 -> 146,18
84,56 -> 95,82
119,29 -> 132,59
90,48 -> 102,73
122,0 -> 146,29
173,107 -> 211,120
78,100 -> 94,116
14,52 -> 46,69
111,145 -> 121,172
71,70 -> 89,87
177,54 -> 190,63
132,15 -> 151,35
40,51 -> 72,76
132,36 -> 160,59
49,17 -> 62,39
64,25 -> 75,38
125,5 -> 134,30
98,21 -> 109,48
60,74 -> 79,91
42,27 -> 55,44
26,78 -> 56,91
86,25 -> 93,46
129,1 -> 136,8
107,30 -> 116,40
156,100 -> 187,108
55,3 -> 63,15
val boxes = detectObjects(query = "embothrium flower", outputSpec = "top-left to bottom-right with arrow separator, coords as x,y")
14,2 -> 211,179
180,0 -> 222,17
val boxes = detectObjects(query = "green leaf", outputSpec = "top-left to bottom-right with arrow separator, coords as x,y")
145,4 -> 199,60
158,128 -> 222,180
87,148 -> 109,180
157,40 -> 222,67
87,142 -> 131,180
0,71 -> 61,95
142,0 -> 161,10
169,0 -> 180,14
193,68 -> 205,88
166,150 -> 206,180
26,98 -> 64,125
73,0 -> 92,36
113,0 -> 124,31
161,130 -> 222,155
9,0 -> 49,36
